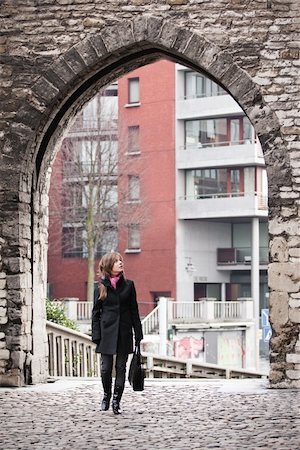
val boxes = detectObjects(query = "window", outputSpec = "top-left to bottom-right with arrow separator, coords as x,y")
184,116 -> 254,149
128,77 -> 140,104
62,226 -> 84,258
95,228 -> 118,257
127,224 -> 140,250
128,175 -> 140,201
185,168 -> 243,199
127,126 -> 140,153
184,71 -> 226,99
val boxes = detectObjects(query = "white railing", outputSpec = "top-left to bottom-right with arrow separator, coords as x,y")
142,353 -> 267,379
141,299 -> 253,335
77,301 -> 93,321
47,321 -> 100,378
214,301 -> 242,320
141,305 -> 159,336
170,301 -> 206,323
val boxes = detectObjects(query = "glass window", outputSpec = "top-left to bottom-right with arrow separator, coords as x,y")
128,175 -> 140,201
185,116 -> 255,148
185,118 -> 227,148
186,168 -> 243,198
62,227 -> 84,258
184,71 -> 226,99
95,228 -> 118,257
243,117 -> 253,143
128,126 -> 140,153
128,77 -> 140,103
128,224 -> 140,249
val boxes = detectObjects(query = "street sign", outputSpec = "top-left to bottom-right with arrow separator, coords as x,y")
263,326 -> 272,342
261,309 -> 270,328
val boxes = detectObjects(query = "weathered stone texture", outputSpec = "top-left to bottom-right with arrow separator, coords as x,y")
0,0 -> 300,387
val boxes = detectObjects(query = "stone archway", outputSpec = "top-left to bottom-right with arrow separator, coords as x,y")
0,13 -> 299,387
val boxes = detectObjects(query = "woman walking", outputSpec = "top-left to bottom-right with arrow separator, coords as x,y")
92,251 -> 143,414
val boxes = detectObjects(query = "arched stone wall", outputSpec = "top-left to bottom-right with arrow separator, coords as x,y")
0,3 -> 299,387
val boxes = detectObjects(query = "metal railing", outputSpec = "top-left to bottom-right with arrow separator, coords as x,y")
180,138 -> 256,150
217,247 -> 269,265
180,192 -> 268,210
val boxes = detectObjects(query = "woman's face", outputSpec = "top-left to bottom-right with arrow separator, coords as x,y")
111,257 -> 124,275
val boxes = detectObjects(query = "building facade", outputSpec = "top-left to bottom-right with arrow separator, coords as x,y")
47,59 -> 268,367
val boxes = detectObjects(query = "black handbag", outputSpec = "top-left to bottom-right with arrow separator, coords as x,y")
128,345 -> 145,391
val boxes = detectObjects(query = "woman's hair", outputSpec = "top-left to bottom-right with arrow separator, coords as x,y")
98,251 -> 124,300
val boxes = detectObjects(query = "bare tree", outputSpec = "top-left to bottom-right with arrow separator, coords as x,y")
49,88 -> 149,302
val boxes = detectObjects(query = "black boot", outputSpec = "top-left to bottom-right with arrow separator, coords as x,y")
101,372 -> 112,411
112,385 -> 124,415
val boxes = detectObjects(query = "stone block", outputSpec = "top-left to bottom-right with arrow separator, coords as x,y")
286,353 -> 300,363
268,263 -> 300,293
270,236 -> 289,262
11,350 -> 25,370
0,332 -> 5,339
0,349 -> 10,359
0,316 -> 8,324
0,279 -> 6,290
269,292 -> 289,331
289,248 -> 300,258
32,76 -> 59,103
0,372 -> 23,387
64,48 -> 86,75
269,218 -> 300,236
269,369 -> 285,383
0,290 -> 7,299
100,23 -> 134,54
289,308 -> 300,323
0,341 -> 6,349
286,370 -> 300,379
75,39 -> 99,67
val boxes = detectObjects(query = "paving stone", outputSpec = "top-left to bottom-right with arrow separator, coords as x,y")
0,378 -> 299,449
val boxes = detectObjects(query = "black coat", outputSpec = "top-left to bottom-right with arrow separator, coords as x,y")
91,275 -> 143,355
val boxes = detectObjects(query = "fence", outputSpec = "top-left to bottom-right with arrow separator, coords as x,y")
47,321 -> 100,378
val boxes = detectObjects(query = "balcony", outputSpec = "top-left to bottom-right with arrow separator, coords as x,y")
177,141 -> 264,169
177,192 -> 268,220
217,247 -> 269,270
176,94 -> 241,120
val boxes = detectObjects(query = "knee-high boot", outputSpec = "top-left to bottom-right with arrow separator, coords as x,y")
101,372 -> 112,411
112,384 -> 124,415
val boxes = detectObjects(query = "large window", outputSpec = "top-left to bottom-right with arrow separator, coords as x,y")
186,168 -> 243,198
62,226 -> 118,258
185,116 -> 253,149
128,77 -> 140,104
127,126 -> 140,153
185,71 -> 226,99
127,224 -> 140,250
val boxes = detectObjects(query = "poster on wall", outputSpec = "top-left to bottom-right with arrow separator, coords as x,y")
217,331 -> 244,368
174,336 -> 204,359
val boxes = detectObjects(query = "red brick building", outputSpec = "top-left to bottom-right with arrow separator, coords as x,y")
47,60 -> 177,315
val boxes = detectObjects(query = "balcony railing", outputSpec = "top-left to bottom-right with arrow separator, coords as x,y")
180,192 -> 268,210
181,138 -> 256,150
217,247 -> 269,265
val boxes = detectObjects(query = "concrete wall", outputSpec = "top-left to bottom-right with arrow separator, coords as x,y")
0,1 -> 299,387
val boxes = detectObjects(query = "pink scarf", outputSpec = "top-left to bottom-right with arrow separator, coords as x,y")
109,274 -> 121,289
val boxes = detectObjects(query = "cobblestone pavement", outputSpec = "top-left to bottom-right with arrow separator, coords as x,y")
0,378 -> 299,450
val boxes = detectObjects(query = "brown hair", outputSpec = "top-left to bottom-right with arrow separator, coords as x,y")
98,252 -> 124,300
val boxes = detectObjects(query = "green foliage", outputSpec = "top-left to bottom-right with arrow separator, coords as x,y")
46,299 -> 79,331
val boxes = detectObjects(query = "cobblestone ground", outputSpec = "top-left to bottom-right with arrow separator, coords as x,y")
0,378 -> 299,450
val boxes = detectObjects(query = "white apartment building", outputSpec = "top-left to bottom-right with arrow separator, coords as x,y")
174,64 -> 268,368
